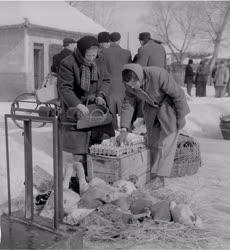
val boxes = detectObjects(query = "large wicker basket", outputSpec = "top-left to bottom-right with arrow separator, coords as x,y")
170,134 -> 202,178
220,115 -> 230,140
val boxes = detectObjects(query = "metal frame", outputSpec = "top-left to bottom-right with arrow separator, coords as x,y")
4,114 -> 63,229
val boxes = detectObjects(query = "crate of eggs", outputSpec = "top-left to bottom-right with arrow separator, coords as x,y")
89,133 -> 146,157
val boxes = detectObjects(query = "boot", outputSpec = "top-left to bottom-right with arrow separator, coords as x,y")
73,162 -> 89,194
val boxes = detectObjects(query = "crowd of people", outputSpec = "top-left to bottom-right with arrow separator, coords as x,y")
51,31 -> 189,192
184,58 -> 230,98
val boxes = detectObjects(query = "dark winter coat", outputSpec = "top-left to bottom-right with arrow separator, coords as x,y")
195,64 -> 209,97
58,51 -> 114,154
51,48 -> 73,73
103,44 -> 132,96
184,64 -> 194,84
135,40 -> 167,69
120,65 -> 190,139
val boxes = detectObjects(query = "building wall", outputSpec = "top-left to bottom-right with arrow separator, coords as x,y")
0,25 -> 89,101
0,27 -> 27,101
27,27 -> 84,82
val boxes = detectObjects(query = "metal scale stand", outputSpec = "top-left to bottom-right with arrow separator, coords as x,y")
1,93 -> 83,249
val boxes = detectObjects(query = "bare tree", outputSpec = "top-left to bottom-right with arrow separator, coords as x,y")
198,1 -> 230,76
68,1 -> 118,30
141,2 -> 201,65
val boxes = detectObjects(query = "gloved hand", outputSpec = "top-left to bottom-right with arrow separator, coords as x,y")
95,96 -> 106,106
116,130 -> 128,146
177,117 -> 186,130
76,103 -> 89,116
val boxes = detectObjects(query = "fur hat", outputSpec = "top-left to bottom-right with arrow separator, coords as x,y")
77,36 -> 99,57
98,32 -> 110,43
110,32 -> 121,42
138,32 -> 151,41
63,38 -> 77,47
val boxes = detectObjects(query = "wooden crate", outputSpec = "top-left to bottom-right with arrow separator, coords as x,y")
87,148 -> 151,187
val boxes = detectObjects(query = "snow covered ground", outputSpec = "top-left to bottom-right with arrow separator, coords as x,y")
0,86 -> 230,248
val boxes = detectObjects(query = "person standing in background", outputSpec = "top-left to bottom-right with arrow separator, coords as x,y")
214,60 -> 229,97
195,60 -> 209,97
51,38 -> 77,73
97,31 -> 110,50
226,59 -> 230,96
103,32 -> 132,129
184,59 -> 195,96
131,32 -> 167,130
135,32 -> 167,69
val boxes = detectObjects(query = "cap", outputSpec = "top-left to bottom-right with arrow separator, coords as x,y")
63,38 -> 77,47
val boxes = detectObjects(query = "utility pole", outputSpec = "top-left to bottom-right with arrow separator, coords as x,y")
127,32 -> 130,50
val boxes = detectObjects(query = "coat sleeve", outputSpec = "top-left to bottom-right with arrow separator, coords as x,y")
96,61 -> 111,100
159,69 -> 190,120
120,89 -> 137,129
135,47 -> 149,66
51,55 -> 57,73
57,59 -> 81,108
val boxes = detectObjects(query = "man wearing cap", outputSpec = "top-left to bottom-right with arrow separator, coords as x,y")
51,38 -> 77,73
116,64 -> 190,189
96,31 -> 111,72
97,31 -> 111,50
130,32 -> 167,128
103,32 -> 132,129
135,32 -> 167,69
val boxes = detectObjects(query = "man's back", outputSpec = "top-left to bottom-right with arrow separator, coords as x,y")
136,40 -> 166,69
103,44 -> 131,94
51,48 -> 73,73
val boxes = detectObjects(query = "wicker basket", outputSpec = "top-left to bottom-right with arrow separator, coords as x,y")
170,134 -> 202,178
220,115 -> 230,140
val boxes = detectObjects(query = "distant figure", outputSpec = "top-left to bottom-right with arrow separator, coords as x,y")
226,59 -> 230,96
51,38 -> 77,73
195,60 -> 209,97
214,60 -> 229,97
184,59 -> 195,96
103,32 -> 132,129
135,32 -> 167,69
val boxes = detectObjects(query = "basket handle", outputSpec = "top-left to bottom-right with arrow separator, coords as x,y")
89,108 -> 106,122
41,73 -> 57,88
86,96 -> 96,106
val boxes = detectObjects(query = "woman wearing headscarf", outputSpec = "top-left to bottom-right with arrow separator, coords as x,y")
58,35 -> 114,193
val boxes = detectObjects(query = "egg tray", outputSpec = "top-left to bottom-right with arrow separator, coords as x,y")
89,143 -> 146,157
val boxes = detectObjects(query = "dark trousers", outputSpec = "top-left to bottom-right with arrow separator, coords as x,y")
196,82 -> 206,97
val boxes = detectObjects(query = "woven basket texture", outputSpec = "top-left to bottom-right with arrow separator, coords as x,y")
171,134 -> 202,178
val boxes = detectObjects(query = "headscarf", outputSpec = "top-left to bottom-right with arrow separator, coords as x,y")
75,36 -> 99,91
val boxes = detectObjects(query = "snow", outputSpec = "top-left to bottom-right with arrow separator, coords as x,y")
0,1 -> 105,34
0,86 -> 230,246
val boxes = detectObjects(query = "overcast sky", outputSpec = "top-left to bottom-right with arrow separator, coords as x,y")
94,1 -> 230,59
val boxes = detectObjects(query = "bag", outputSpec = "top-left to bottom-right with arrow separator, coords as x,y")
36,73 -> 58,103
76,102 -> 113,129
66,98 -> 113,129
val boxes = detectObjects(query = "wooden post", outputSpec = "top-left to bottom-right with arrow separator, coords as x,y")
24,120 -> 33,220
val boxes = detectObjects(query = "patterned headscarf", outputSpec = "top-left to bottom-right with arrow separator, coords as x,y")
75,48 -> 98,92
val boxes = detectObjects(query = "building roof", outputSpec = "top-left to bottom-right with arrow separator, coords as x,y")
0,1 -> 105,34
